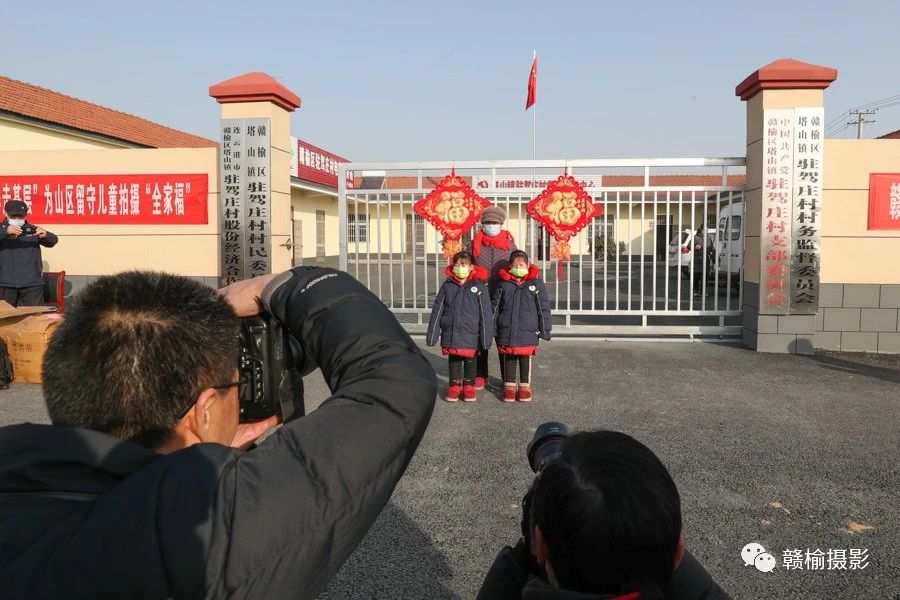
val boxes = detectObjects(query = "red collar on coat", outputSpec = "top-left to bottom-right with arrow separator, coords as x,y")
445,264 -> 489,285
472,229 -> 513,257
498,264 -> 540,283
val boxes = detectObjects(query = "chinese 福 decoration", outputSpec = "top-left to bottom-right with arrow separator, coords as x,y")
414,170 -> 491,257
526,173 -> 603,260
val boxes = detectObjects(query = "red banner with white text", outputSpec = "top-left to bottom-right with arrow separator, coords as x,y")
0,174 -> 209,224
868,173 -> 900,230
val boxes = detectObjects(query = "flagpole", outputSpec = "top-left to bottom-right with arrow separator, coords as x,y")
532,50 -> 536,162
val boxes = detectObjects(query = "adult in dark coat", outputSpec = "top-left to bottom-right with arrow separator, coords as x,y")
476,431 -> 731,600
0,200 -> 58,306
477,543 -> 731,600
468,204 -> 516,388
692,226 -> 708,296
0,266 -> 436,599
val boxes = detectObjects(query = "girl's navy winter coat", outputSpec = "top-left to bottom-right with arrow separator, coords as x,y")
426,265 -> 494,350
492,265 -> 552,347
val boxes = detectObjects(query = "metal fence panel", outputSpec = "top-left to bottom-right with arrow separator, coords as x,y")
338,159 -> 745,338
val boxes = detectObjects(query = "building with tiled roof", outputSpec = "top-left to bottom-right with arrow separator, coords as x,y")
877,129 -> 900,140
370,173 -> 744,189
0,75 -> 216,150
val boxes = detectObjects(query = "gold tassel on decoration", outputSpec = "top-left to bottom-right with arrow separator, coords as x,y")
442,239 -> 462,258
551,240 -> 571,261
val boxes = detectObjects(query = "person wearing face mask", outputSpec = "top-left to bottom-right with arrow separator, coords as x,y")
426,251 -> 494,402
468,205 -> 517,390
0,200 -> 59,307
493,251 -> 552,402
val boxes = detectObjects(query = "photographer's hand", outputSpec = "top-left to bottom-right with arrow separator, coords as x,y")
35,226 -> 47,238
7,225 -> 22,237
218,273 -> 279,317
231,415 -> 282,450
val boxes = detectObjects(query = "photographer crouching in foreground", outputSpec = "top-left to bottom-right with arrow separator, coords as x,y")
0,267 -> 436,599
478,424 -> 730,600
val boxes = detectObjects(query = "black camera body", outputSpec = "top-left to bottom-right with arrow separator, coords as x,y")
521,422 -> 569,552
20,223 -> 37,236
238,314 -> 305,423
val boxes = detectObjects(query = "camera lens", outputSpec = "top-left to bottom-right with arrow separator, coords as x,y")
526,421 -> 569,472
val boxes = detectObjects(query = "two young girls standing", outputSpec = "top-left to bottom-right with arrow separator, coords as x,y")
427,246 -> 551,403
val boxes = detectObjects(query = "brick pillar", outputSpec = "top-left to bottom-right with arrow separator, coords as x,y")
210,72 -> 300,276
736,59 -> 837,354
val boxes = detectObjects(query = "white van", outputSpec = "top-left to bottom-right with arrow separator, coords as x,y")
716,202 -> 743,279
668,228 -> 717,278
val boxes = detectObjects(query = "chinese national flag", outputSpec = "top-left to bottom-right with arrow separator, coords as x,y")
525,53 -> 537,110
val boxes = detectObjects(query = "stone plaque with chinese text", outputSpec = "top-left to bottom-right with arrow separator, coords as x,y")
220,118 -> 271,286
790,108 -> 823,314
760,109 -> 794,314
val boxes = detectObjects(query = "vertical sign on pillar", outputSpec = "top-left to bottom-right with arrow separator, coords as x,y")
219,118 -> 271,285
244,119 -> 272,279
790,108 -> 823,313
220,121 -> 244,285
760,109 -> 794,314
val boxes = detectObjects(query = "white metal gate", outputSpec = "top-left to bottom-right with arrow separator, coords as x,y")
338,158 -> 745,338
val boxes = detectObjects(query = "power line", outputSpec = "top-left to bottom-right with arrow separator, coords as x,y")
827,123 -> 852,137
826,92 -> 900,133
855,93 -> 900,110
827,99 -> 900,138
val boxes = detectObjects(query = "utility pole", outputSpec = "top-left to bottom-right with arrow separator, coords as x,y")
847,109 -> 876,139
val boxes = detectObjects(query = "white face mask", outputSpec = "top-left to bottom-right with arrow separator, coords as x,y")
483,224 -> 502,237
7,218 -> 25,227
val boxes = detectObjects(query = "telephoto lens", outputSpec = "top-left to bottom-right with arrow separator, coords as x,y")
526,421 -> 569,472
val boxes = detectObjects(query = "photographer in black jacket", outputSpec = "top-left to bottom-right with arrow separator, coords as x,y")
0,199 -> 58,307
477,430 -> 730,600
0,266 -> 436,599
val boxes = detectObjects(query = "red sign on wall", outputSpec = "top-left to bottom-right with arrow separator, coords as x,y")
869,173 -> 900,231
0,174 -> 209,224
294,139 -> 353,189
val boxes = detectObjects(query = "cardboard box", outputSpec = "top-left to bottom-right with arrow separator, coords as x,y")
0,301 -> 60,383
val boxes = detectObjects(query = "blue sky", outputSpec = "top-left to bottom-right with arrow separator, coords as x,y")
2,0 -> 899,161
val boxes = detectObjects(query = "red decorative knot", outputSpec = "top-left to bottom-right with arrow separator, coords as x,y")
414,172 -> 491,257
526,173 -> 604,260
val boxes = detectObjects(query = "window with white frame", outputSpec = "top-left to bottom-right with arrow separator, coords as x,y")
348,213 -> 369,243
594,214 -> 616,240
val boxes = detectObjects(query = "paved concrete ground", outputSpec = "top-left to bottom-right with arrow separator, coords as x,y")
1,343 -> 897,599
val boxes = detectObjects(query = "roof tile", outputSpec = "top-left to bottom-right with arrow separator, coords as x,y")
0,75 -> 216,148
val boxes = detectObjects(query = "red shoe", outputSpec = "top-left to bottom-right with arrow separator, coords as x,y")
474,376 -> 486,391
502,386 -> 517,403
518,386 -> 532,402
445,385 -> 461,402
463,385 -> 477,402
